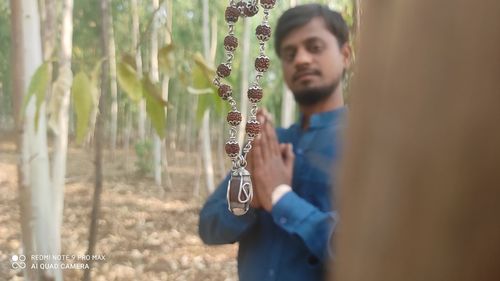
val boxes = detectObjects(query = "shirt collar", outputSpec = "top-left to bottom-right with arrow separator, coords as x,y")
300,106 -> 347,129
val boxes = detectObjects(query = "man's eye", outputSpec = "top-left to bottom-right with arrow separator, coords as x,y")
309,44 -> 322,53
283,51 -> 295,62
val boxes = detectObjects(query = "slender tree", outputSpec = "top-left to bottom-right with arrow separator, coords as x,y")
17,0 -> 62,279
151,0 -> 163,188
161,0 -> 174,188
51,1 -> 74,269
109,6 -> 119,154
83,0 -> 109,279
280,0 -> 299,128
200,0 -> 215,193
132,0 -> 146,141
10,0 -> 39,279
238,17 -> 251,147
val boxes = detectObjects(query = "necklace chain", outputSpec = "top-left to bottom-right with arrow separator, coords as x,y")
213,0 -> 277,171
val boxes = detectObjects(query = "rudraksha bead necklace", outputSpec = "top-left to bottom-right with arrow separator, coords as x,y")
213,0 -> 276,216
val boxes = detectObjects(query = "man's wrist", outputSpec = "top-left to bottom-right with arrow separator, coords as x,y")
271,184 -> 292,206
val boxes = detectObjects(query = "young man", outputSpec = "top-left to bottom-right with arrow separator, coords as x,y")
199,4 -> 351,281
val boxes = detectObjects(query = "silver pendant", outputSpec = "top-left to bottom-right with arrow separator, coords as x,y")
226,168 -> 253,216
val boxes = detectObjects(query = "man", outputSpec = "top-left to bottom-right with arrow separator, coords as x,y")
199,4 -> 351,281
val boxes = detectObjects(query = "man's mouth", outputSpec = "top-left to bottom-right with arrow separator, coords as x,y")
293,70 -> 320,82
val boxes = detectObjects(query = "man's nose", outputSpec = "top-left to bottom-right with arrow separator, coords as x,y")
293,47 -> 313,67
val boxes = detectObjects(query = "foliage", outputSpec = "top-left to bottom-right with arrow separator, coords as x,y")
117,57 -> 143,102
190,52 -> 228,123
116,51 -> 169,139
22,62 -> 51,131
1,0 -> 357,136
71,72 -> 94,143
142,77 -> 167,139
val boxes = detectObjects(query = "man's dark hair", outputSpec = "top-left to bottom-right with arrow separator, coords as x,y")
274,4 -> 349,57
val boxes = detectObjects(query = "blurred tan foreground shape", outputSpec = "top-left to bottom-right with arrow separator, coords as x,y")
335,1 -> 500,281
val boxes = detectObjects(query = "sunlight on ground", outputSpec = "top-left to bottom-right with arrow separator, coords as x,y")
0,137 -> 237,281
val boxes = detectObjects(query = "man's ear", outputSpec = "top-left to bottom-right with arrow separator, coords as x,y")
341,43 -> 352,69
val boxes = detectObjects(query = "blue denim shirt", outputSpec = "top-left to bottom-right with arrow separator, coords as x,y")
199,107 -> 346,281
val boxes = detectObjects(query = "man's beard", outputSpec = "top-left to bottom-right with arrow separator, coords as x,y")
292,78 -> 340,106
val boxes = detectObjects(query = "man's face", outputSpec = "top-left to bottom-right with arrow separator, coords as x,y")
279,17 -> 350,105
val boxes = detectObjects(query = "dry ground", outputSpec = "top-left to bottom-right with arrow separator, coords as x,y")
0,134 -> 238,281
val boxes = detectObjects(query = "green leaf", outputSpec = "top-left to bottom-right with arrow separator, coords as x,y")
192,52 -> 216,84
191,54 -> 228,122
117,59 -> 142,102
142,75 -> 168,106
71,72 -> 93,143
121,54 -> 136,70
142,77 -> 167,138
158,44 -> 175,76
22,62 -> 51,131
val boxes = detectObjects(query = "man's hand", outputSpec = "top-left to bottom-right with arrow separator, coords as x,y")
248,110 -> 294,212
246,144 -> 262,209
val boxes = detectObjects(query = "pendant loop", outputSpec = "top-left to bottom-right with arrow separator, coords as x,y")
226,168 -> 253,216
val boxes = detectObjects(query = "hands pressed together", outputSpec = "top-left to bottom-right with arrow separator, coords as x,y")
247,109 -> 295,212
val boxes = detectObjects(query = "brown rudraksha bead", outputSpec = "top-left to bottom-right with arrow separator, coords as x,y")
247,86 -> 263,103
225,6 -> 240,23
236,1 -> 246,15
218,84 -> 232,100
224,35 -> 238,52
260,0 -> 276,9
256,24 -> 271,41
244,2 -> 259,17
245,120 -> 261,137
227,111 -> 242,126
225,141 -> 240,158
217,63 -> 231,78
255,55 -> 270,72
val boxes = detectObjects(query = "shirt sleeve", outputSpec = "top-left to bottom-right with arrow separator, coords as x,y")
270,191 -> 338,262
198,174 -> 259,245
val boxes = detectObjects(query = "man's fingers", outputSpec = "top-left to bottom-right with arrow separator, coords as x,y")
284,143 -> 295,169
264,120 -> 280,155
255,114 -> 272,160
280,143 -> 294,159
252,137 -> 264,167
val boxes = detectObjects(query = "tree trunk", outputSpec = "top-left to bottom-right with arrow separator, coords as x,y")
39,4 -> 60,276
39,0 -> 56,60
335,1 -> 500,281
131,0 -> 143,147
280,0 -> 298,128
150,0 -> 163,188
83,0 -> 109,280
200,0 -> 215,193
280,85 -> 295,128
201,110 -> 215,193
123,106 -> 132,171
132,0 -> 145,141
51,0 -> 73,252
108,9 -> 118,155
18,0 -> 58,280
209,16 -> 226,178
161,0 -> 173,189
238,17 -> 250,146
11,1 -> 39,279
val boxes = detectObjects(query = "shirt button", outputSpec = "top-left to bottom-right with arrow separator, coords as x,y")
269,269 -> 275,276
279,217 -> 287,224
296,148 -> 303,155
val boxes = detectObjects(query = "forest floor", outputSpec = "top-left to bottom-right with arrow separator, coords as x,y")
0,133 -> 238,281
